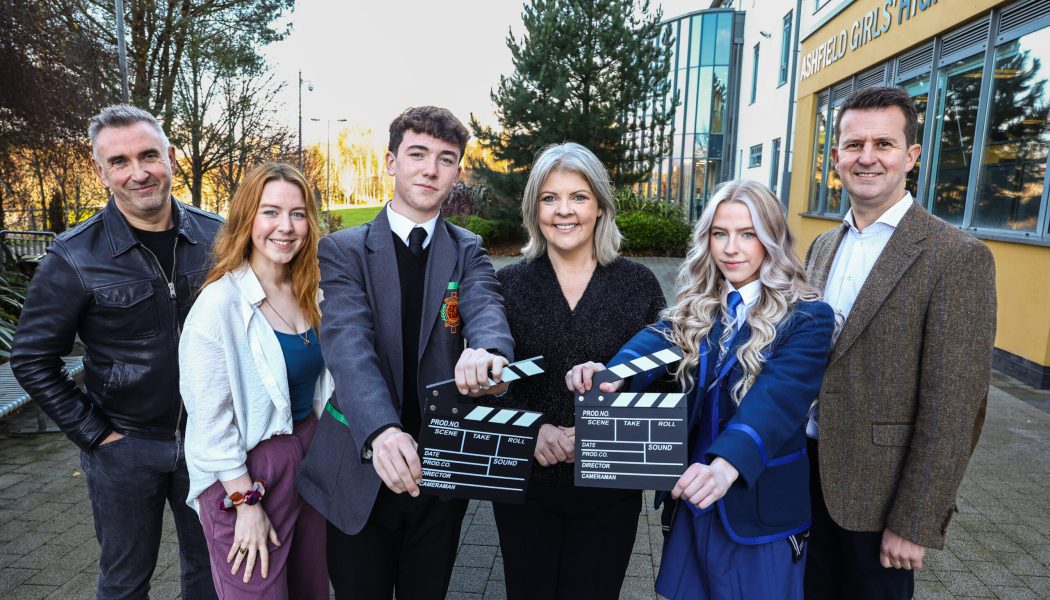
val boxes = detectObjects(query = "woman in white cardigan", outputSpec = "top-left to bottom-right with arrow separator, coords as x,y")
180,162 -> 332,599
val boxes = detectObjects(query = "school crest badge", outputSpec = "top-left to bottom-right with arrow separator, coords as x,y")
441,281 -> 460,334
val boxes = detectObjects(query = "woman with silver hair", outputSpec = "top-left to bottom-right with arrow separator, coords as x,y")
493,142 -> 666,599
568,179 -> 835,599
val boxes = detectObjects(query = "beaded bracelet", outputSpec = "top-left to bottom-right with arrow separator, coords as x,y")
219,480 -> 267,512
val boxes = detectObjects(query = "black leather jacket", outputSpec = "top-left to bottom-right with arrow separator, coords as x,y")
10,198 -> 222,451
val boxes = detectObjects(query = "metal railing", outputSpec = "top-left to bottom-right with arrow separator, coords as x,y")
0,230 -> 55,262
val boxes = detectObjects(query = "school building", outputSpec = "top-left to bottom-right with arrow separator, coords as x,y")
636,0 -> 1050,388
789,0 -> 1050,389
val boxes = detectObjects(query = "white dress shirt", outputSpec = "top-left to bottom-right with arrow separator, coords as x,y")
727,279 -> 762,329
808,192 -> 913,438
716,280 -> 762,363
386,202 -> 438,248
179,265 -> 334,513
822,193 -> 913,333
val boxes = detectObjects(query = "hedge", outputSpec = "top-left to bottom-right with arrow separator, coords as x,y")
445,215 -> 525,245
616,210 -> 691,255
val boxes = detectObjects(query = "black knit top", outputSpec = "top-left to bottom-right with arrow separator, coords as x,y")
497,255 -> 666,486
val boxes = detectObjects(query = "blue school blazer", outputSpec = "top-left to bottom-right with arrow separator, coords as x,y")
609,300 -> 834,544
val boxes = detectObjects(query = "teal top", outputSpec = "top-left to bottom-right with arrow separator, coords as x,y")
273,328 -> 324,422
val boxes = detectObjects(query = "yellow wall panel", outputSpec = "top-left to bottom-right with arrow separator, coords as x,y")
798,0 -> 1003,97
982,240 -> 1050,365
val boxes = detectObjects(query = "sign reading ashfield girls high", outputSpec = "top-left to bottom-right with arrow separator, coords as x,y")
801,0 -> 943,81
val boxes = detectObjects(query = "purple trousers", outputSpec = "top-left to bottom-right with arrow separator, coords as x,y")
198,416 -> 328,600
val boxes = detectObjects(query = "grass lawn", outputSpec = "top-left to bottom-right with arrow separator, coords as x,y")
331,205 -> 382,229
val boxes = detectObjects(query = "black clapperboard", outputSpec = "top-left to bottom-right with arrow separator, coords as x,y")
417,357 -> 545,503
574,347 -> 689,491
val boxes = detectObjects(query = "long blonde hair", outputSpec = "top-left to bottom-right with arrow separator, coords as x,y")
203,162 -> 322,329
663,179 -> 819,403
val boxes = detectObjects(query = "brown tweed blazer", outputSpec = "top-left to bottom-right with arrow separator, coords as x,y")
805,201 -> 996,549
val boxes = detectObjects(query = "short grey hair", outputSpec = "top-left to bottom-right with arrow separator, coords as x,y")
520,142 -> 621,265
87,105 -> 169,155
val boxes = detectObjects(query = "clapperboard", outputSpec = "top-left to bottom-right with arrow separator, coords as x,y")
417,357 -> 545,503
574,347 -> 689,490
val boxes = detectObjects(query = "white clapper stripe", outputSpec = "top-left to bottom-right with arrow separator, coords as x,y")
489,409 -> 518,424
652,348 -> 682,364
658,394 -> 686,408
494,369 -> 522,384
491,358 -> 543,385
611,394 -> 635,407
608,363 -> 637,379
512,412 -> 541,427
635,394 -> 659,408
465,406 -> 495,421
632,356 -> 659,371
516,360 -> 543,377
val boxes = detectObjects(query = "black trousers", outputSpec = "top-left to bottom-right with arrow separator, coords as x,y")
493,481 -> 641,600
326,486 -> 468,600
804,439 -> 915,600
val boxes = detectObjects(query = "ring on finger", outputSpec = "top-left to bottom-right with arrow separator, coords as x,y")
239,547 -> 248,555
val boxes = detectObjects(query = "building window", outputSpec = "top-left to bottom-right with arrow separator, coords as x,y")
750,43 -> 760,104
770,138 -> 781,193
825,105 -> 845,214
899,74 -> 930,198
808,101 -> 847,216
779,12 -> 792,86
749,144 -> 762,168
629,9 -> 743,220
807,13 -> 1050,238
972,25 -> 1050,232
926,54 -> 983,226
808,105 -> 827,212
814,0 -> 831,13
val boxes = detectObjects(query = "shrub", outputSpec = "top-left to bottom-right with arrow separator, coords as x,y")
614,187 -> 686,220
613,188 -> 691,255
446,214 -> 524,245
441,182 -> 477,218
616,210 -> 691,255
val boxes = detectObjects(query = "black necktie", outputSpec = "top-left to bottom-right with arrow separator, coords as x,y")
408,227 -> 426,258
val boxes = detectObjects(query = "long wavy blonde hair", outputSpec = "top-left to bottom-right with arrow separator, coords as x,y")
663,179 -> 819,403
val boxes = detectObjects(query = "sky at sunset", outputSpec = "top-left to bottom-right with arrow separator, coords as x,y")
265,0 -> 708,148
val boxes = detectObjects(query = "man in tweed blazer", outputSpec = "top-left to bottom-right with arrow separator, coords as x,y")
803,87 -> 996,599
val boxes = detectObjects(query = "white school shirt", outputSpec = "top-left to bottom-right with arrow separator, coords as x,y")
715,279 -> 762,363
727,279 -> 762,329
807,192 -> 913,438
180,265 -> 334,513
386,202 -> 438,248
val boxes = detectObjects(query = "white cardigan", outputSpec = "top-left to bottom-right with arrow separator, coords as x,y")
179,265 -> 334,513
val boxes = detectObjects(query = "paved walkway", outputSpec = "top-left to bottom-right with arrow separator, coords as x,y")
1,257 -> 1047,599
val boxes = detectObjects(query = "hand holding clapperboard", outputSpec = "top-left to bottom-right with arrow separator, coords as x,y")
574,347 -> 689,490
416,357 -> 547,503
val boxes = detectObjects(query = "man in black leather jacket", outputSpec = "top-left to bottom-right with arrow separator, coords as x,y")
11,105 -> 222,600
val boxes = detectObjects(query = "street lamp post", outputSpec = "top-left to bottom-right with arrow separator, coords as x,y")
310,117 -> 347,231
298,71 -> 303,169
297,73 -> 314,169
114,0 -> 129,102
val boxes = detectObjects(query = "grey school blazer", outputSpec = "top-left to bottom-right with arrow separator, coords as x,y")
805,201 -> 996,549
296,207 -> 513,535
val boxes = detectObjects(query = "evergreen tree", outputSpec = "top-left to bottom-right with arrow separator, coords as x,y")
470,0 -> 676,210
